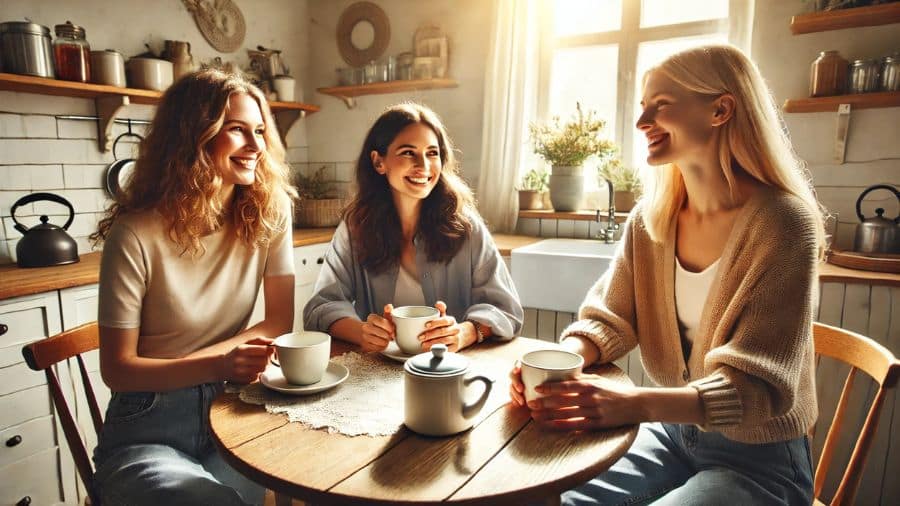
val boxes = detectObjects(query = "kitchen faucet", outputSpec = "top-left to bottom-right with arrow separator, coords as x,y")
595,178 -> 619,243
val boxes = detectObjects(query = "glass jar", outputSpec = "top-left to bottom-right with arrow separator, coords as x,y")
53,21 -> 90,82
809,50 -> 848,97
848,59 -> 880,94
881,54 -> 900,92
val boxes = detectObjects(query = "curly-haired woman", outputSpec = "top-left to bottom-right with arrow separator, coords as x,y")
89,69 -> 296,505
303,103 -> 523,353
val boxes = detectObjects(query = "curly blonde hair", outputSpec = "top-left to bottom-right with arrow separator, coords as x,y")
92,69 -> 296,255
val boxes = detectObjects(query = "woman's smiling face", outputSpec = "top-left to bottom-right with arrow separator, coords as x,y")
371,122 -> 443,204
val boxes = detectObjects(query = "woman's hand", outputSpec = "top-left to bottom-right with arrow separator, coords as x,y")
219,337 -> 274,384
526,375 -> 646,430
359,304 -> 395,352
509,361 -> 526,406
419,301 -> 471,352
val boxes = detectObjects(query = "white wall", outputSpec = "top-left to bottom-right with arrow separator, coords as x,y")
303,0 -> 492,194
752,0 -> 900,249
0,0 -> 311,264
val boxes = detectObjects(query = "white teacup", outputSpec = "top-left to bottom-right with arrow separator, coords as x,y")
271,331 -> 330,385
520,349 -> 584,402
392,305 -> 440,355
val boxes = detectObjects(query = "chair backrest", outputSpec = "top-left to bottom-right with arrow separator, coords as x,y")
811,322 -> 900,506
22,322 -> 102,505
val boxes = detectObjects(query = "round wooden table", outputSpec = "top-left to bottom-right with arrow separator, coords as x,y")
209,337 -> 638,505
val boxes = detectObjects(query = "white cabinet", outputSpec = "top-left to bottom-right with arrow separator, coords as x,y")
0,292 -> 78,505
248,242 -> 331,331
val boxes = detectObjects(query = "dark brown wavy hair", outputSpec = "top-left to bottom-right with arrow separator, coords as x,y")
344,103 -> 477,273
91,69 -> 296,255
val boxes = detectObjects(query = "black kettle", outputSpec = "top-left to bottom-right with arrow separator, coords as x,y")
11,192 -> 80,268
854,184 -> 900,255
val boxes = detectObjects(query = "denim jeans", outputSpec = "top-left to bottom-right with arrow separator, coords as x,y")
562,422 -> 813,506
93,383 -> 264,506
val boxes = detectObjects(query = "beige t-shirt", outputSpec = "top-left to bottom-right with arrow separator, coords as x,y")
98,204 -> 294,359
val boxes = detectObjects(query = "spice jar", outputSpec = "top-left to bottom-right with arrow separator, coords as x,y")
881,54 -> 900,92
849,59 -> 880,94
809,50 -> 848,97
53,21 -> 91,82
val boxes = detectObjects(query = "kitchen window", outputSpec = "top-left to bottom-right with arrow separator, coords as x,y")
533,0 -> 749,193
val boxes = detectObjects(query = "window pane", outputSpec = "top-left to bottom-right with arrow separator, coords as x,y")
640,0 -> 728,28
548,44 -> 618,195
631,34 -> 728,168
554,0 -> 622,36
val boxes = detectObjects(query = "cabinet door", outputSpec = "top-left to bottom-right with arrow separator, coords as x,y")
0,292 -> 78,505
293,243 -> 330,331
59,284 -> 109,504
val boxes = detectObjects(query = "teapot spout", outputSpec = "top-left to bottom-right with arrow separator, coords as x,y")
462,375 -> 495,420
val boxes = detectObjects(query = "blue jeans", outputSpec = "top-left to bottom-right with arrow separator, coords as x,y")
563,423 -> 813,506
93,383 -> 264,506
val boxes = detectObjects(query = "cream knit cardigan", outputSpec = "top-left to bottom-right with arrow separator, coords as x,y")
563,188 -> 818,443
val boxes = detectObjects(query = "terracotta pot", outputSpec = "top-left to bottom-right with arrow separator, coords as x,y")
518,190 -> 543,210
614,191 -> 636,212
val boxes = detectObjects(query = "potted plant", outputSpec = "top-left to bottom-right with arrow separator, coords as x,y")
517,168 -> 549,210
529,103 -> 616,211
598,158 -> 642,212
294,165 -> 348,227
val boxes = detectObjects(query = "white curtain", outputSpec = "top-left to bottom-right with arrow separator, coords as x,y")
475,0 -> 541,233
729,0 -> 756,55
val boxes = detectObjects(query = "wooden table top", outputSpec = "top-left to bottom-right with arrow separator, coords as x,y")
209,337 -> 638,505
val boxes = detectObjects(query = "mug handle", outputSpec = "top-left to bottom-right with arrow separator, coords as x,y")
270,349 -> 281,368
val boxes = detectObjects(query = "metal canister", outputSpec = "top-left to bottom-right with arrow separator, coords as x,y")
881,54 -> 900,92
849,59 -> 881,94
0,21 -> 55,78
809,50 -> 848,97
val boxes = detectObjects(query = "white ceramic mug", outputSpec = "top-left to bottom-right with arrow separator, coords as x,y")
272,75 -> 295,102
392,305 -> 440,355
520,349 -> 584,402
270,331 -> 330,385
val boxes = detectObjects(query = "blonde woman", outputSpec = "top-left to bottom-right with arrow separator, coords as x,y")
510,45 -> 824,505
89,69 -> 296,505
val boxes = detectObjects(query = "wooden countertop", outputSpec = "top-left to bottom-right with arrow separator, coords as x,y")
2,231 -> 898,301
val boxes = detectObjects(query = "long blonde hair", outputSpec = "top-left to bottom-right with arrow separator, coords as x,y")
92,69 -> 296,255
640,44 -> 825,251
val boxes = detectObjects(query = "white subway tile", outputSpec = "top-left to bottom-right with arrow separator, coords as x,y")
0,139 -> 113,165
0,114 -> 51,138
0,190 -> 33,217
63,164 -> 107,189
515,218 -> 539,236
0,166 -> 31,190
335,162 -> 354,182
573,221 -> 590,239
286,146 -> 308,164
539,219 -> 558,238
0,91 -> 95,115
0,114 -> 25,138
32,189 -> 109,215
66,212 -> 104,237
57,118 -> 98,139
557,220 -> 575,238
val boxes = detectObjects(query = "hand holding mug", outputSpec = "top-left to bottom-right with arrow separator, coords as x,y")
419,300 -> 466,352
220,336 -> 274,384
360,304 -> 395,352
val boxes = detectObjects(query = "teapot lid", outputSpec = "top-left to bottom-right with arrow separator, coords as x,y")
405,344 -> 468,376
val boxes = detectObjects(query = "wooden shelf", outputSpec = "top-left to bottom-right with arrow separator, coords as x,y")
518,209 -> 629,223
783,91 -> 900,112
790,2 -> 900,34
0,72 -> 320,149
317,78 -> 458,108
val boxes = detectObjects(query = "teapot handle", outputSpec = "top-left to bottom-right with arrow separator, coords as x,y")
462,375 -> 495,420
856,184 -> 900,223
10,193 -> 76,234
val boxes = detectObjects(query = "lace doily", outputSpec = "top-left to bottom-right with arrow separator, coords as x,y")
236,351 -> 512,436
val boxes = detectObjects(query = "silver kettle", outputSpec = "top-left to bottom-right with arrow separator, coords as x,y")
854,184 -> 900,255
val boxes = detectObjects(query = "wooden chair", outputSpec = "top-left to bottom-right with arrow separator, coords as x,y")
22,322 -> 102,506
811,322 -> 900,506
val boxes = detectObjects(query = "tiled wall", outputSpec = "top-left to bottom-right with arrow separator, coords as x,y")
0,91 -> 321,266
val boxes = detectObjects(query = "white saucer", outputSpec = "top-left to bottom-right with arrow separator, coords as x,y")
260,362 -> 349,395
380,341 -> 417,363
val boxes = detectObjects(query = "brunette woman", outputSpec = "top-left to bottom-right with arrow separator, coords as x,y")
304,103 -> 523,352
90,69 -> 296,505
510,45 -> 825,505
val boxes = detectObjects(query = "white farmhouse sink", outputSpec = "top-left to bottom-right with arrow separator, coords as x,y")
511,239 -> 619,313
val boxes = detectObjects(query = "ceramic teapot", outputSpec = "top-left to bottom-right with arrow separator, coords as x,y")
11,192 -> 80,268
854,184 -> 900,255
403,344 -> 494,436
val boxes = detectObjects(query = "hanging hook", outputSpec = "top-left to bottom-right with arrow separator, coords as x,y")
111,119 -> 144,161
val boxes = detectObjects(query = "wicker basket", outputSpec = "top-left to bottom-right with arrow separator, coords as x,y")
294,198 -> 347,228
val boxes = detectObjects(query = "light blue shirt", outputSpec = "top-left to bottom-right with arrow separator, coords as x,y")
303,217 -> 524,339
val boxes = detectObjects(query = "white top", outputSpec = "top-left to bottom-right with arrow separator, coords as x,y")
393,265 -> 426,307
675,256 -> 720,346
